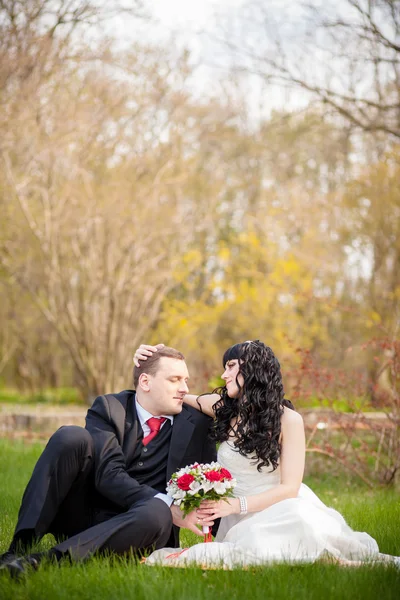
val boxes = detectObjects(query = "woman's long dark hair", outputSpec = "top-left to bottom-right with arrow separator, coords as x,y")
210,340 -> 294,472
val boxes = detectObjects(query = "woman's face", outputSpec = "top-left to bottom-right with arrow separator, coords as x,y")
222,359 -> 244,398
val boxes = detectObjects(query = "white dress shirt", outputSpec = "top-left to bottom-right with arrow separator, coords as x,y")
135,399 -> 173,506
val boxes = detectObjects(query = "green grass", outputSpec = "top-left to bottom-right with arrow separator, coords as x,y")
0,387 -> 84,405
295,395 -> 376,412
0,439 -> 399,600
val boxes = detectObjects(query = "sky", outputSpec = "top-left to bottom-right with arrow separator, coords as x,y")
148,0 -> 242,30
104,0 -> 312,116
108,0 -> 247,63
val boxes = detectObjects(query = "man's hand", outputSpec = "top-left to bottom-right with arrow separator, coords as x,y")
133,344 -> 165,367
170,504 -> 214,536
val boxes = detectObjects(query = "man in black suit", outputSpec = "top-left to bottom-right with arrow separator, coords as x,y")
1,346 -> 216,576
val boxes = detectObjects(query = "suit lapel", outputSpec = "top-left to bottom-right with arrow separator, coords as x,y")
167,408 -> 195,480
122,394 -> 139,466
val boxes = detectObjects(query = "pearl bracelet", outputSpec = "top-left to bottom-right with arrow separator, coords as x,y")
239,496 -> 248,515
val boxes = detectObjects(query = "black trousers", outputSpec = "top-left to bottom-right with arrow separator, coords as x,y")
10,426 -> 173,560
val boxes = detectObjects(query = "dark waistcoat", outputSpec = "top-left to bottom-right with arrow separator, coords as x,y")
127,420 -> 173,494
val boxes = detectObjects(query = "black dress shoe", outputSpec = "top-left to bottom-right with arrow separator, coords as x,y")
0,554 -> 40,579
0,551 -> 17,565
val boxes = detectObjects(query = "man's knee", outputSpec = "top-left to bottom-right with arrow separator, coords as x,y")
148,498 -> 173,535
131,497 -> 172,538
47,426 -> 93,457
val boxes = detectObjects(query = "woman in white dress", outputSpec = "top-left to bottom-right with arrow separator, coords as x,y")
134,341 -> 399,569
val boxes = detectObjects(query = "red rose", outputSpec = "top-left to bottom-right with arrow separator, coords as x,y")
177,473 -> 195,490
220,468 -> 232,480
205,470 -> 223,482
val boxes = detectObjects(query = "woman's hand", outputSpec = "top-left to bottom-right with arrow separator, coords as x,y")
170,504 -> 214,536
196,498 -> 241,520
133,343 -> 165,367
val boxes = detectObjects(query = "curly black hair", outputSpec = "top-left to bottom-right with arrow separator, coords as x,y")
209,340 -> 294,472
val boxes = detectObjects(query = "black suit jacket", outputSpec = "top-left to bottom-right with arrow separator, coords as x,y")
85,390 -> 217,510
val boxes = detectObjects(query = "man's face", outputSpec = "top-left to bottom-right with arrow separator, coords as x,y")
146,357 -> 190,416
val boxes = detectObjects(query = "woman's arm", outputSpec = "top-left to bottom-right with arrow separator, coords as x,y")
246,407 -> 305,511
133,343 -> 220,418
198,407 -> 306,518
183,393 -> 220,418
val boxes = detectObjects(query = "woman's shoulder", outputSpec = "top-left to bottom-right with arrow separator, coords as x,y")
281,405 -> 304,428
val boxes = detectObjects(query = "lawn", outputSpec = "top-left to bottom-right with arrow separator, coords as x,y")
0,438 -> 399,600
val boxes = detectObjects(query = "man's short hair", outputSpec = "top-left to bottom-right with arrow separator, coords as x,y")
133,346 -> 185,388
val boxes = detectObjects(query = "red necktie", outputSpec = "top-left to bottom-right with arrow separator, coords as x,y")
143,417 -> 166,446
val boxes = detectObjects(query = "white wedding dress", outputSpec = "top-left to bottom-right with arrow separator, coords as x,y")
146,441 -> 396,568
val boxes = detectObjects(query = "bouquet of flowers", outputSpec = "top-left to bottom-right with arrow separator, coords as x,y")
167,462 -> 236,542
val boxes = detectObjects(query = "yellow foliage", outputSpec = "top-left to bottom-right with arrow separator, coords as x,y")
218,246 -> 230,262
155,222 -> 335,388
370,311 -> 382,324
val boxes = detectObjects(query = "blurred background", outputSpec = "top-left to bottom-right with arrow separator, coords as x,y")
0,1 -> 399,484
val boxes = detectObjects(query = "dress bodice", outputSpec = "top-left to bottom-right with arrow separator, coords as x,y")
217,441 -> 281,496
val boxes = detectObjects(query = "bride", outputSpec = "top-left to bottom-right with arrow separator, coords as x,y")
134,340 -> 399,569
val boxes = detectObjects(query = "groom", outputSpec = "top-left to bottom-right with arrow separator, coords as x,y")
1,346 -> 216,576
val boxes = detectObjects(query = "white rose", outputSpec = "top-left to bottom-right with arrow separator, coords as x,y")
189,481 -> 202,493
172,489 -> 186,500
202,481 -> 213,493
214,481 -> 227,495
